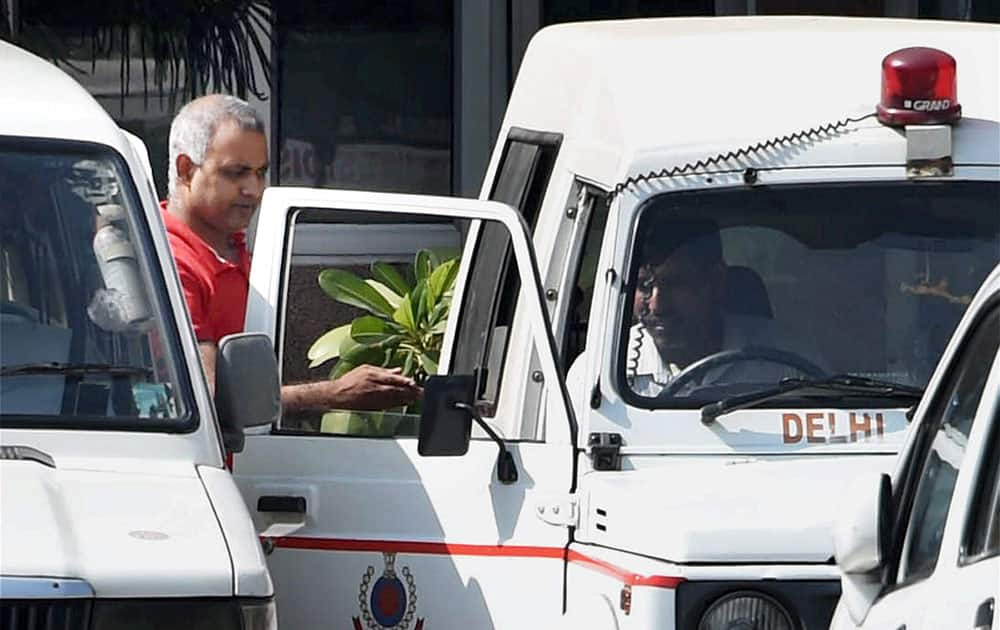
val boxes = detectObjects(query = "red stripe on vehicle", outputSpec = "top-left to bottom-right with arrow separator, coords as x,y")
567,550 -> 684,588
274,536 -> 564,558
271,537 -> 682,588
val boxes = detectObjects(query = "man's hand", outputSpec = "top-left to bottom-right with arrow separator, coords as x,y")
282,365 -> 422,412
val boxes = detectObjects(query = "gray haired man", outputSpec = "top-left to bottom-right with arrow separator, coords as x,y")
164,94 -> 420,413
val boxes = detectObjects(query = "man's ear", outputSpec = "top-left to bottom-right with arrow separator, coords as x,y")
176,154 -> 197,189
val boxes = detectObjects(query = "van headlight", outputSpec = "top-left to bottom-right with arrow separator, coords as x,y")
92,598 -> 275,630
698,591 -> 794,630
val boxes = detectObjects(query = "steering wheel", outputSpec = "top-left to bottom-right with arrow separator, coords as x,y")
657,346 -> 827,397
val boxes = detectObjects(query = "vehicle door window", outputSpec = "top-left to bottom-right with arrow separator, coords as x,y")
961,368 -> 1000,565
451,128 -> 560,420
560,186 -> 609,371
894,304 -> 999,584
277,209 -> 463,436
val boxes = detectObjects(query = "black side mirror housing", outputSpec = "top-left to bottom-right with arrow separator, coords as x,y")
215,332 -> 281,453
417,374 -> 518,484
417,375 -> 476,456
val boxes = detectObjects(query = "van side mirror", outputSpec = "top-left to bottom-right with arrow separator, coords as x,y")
215,333 -> 281,453
418,375 -> 476,456
833,472 -> 893,624
418,375 -> 518,484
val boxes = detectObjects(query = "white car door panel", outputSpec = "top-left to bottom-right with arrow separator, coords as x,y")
235,188 -> 577,630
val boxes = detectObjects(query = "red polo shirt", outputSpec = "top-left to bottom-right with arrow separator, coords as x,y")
162,202 -> 251,343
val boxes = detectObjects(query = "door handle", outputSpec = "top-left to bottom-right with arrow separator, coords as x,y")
975,598 -> 994,630
256,495 -> 308,540
257,495 -> 307,513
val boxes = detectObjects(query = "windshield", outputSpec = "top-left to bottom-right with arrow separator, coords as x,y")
621,181 -> 999,409
0,141 -> 192,429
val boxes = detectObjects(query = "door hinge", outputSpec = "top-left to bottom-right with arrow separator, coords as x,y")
533,492 -> 579,528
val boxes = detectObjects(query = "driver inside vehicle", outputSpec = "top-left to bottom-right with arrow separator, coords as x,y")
627,215 -> 827,398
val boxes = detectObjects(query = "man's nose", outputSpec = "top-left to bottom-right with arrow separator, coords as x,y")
241,172 -> 266,198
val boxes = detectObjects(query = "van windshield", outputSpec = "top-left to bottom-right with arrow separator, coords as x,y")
621,181 -> 999,409
0,142 -> 192,428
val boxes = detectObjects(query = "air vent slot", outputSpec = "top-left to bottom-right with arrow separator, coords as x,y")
594,507 -> 609,533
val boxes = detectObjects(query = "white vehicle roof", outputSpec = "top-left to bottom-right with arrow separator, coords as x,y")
507,16 -> 1000,184
0,40 -> 126,152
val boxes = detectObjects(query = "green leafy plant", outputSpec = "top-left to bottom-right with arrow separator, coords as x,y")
308,249 -> 460,398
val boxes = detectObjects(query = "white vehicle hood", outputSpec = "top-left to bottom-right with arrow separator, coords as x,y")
1,459 -> 233,597
581,455 -> 895,564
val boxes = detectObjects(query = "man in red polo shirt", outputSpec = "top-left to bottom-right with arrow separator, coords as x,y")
164,94 -> 420,412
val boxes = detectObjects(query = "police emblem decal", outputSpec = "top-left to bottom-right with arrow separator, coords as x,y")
352,552 -> 424,630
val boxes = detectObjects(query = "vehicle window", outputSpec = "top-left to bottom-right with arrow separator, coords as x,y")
962,353 -> 1000,565
897,305 -> 999,583
0,142 -> 191,427
562,187 -> 609,371
451,129 -> 560,417
619,182 -> 999,408
278,209 -> 462,436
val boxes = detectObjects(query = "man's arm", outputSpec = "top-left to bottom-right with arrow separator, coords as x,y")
198,341 -> 218,396
282,365 -> 420,412
196,341 -> 419,411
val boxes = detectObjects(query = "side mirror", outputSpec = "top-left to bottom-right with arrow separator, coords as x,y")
215,333 -> 281,453
833,472 -> 893,625
417,374 -> 518,484
417,375 -> 476,456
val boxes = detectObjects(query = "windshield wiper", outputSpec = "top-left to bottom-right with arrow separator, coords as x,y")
699,374 -> 923,424
1,362 -> 152,377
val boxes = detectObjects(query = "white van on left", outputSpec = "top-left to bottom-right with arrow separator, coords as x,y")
0,41 -> 281,628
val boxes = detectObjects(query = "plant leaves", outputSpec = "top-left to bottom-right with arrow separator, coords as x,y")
393,293 -> 417,333
341,342 -> 389,367
307,323 -> 352,368
417,352 -> 439,375
319,269 -> 394,317
429,318 -> 448,335
366,280 -> 403,309
427,258 -> 459,303
414,250 -> 434,283
411,281 -> 428,329
350,315 -> 393,344
371,262 -> 412,296
330,360 -> 356,380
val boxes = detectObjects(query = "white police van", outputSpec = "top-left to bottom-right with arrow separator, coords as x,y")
0,42 -> 281,628
831,262 -> 1000,630
239,16 -> 996,630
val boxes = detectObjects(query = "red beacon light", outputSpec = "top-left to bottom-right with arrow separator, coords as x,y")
877,47 -> 961,127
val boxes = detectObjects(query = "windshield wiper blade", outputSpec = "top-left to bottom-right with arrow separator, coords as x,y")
699,374 -> 923,424
0,362 -> 152,377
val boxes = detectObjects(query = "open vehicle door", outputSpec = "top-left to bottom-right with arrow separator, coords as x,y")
233,188 -> 578,630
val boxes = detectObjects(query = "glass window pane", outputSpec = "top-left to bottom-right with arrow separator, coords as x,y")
451,135 -> 558,415
899,306 -> 999,582
1,144 -> 192,425
276,2 -> 453,194
964,358 -> 1000,562
619,182 -> 998,406
544,0 -> 712,25
563,189 -> 610,371
755,0 -> 883,15
280,209 -> 463,436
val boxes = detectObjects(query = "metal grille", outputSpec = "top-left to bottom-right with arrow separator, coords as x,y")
1,599 -> 91,630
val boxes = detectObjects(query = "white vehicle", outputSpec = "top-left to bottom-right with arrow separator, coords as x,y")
831,262 -> 1000,630
0,43 -> 282,627
230,16 -> 999,630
